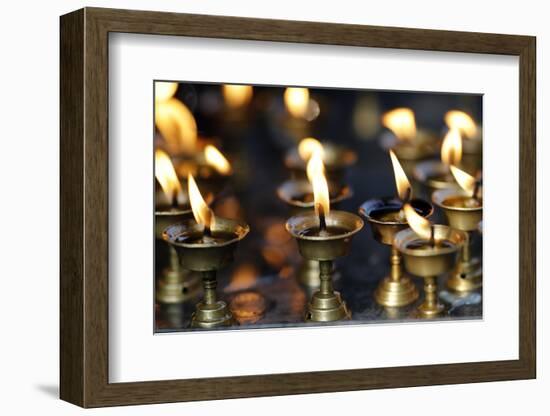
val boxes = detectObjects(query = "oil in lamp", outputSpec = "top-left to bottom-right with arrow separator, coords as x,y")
359,150 -> 433,307
413,127 -> 464,194
445,110 -> 482,173
432,165 -> 483,292
379,108 -> 439,178
285,151 -> 364,321
394,204 -> 466,317
163,174 -> 250,328
154,149 -> 201,303
284,137 -> 357,184
277,151 -> 353,287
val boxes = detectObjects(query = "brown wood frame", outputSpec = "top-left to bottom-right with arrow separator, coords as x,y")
60,7 -> 536,408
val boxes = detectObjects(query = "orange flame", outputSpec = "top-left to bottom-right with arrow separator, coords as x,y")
222,84 -> 253,109
155,81 -> 197,154
389,150 -> 412,201
450,165 -> 477,196
306,151 -> 330,218
154,81 -> 178,103
403,204 -> 433,242
445,110 -> 477,139
204,145 -> 232,175
154,149 -> 185,206
298,137 -> 325,162
284,87 -> 310,119
441,128 -> 462,166
188,173 -> 215,230
382,108 -> 416,142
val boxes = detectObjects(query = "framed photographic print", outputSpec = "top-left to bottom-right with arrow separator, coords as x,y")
60,7 -> 536,408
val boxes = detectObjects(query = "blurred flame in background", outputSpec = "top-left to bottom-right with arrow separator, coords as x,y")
441,128 -> 463,166
445,110 -> 477,139
155,81 -> 197,155
222,84 -> 253,109
154,149 -> 185,206
382,108 -> 416,142
204,145 -> 232,175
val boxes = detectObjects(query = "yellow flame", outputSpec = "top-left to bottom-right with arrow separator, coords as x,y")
204,145 -> 232,175
445,110 -> 477,139
298,137 -> 325,162
188,173 -> 215,230
441,128 -> 462,166
403,204 -> 432,241
450,165 -> 477,196
155,98 -> 197,154
222,84 -> 253,109
154,81 -> 178,103
155,149 -> 184,205
284,87 -> 310,119
389,150 -> 412,201
306,151 -> 330,218
382,108 -> 417,142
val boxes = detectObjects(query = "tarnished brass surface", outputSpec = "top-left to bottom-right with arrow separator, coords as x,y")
413,160 -> 460,194
359,198 -> 432,307
163,218 -> 249,328
285,211 -> 363,261
380,129 -> 439,161
433,189 -> 483,292
394,226 -> 466,317
156,246 -> 202,303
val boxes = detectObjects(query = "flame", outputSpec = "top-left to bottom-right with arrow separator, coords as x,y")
154,81 -> 178,103
403,204 -> 432,241
155,98 -> 197,154
204,145 -> 232,175
222,84 -> 253,109
306,151 -> 330,218
389,150 -> 412,201
450,165 -> 477,196
298,137 -> 325,161
188,173 -> 215,230
382,108 -> 416,142
441,128 -> 462,166
445,110 -> 477,139
155,149 -> 185,205
284,87 -> 310,119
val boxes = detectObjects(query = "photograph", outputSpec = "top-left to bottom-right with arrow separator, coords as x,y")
153,81 -> 483,332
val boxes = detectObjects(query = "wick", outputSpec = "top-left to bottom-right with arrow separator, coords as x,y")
171,191 -> 179,209
317,203 -> 327,233
202,208 -> 215,241
403,187 -> 412,205
472,180 -> 482,201
429,225 -> 436,248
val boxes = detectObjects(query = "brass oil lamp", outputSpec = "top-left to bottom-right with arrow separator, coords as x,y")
279,87 -> 318,141
379,108 -> 439,179
220,84 -> 253,133
284,137 -> 357,185
154,149 -> 202,303
285,151 -> 363,322
277,178 -> 352,287
445,110 -> 482,174
163,174 -> 249,328
394,204 -> 466,317
432,165 -> 483,292
359,150 -> 433,307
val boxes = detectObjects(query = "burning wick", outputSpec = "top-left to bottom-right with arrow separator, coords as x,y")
450,165 -> 482,202
188,173 -> 216,241
389,150 -> 412,219
429,225 -> 436,248
317,203 -> 327,233
404,203 -> 438,248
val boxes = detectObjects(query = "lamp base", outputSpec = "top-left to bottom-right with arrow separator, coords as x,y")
416,301 -> 445,318
191,300 -> 236,328
447,257 -> 482,292
374,276 -> 419,307
156,269 -> 201,304
305,290 -> 351,322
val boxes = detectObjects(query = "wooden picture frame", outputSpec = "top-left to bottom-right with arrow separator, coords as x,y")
60,7 -> 536,408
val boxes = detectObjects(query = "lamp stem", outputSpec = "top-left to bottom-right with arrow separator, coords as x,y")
462,231 -> 472,263
390,246 -> 402,282
202,270 -> 217,305
319,260 -> 334,295
424,276 -> 437,310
